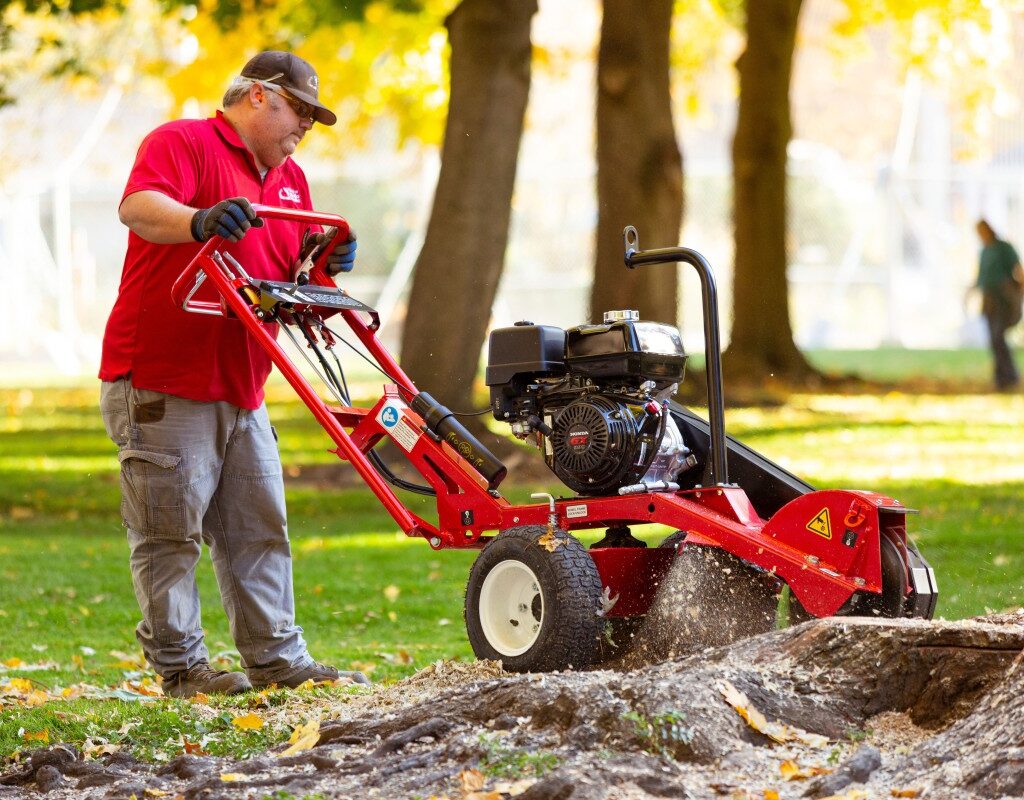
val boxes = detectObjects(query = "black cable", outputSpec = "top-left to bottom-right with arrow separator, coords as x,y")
451,407 -> 492,417
300,314 -> 436,497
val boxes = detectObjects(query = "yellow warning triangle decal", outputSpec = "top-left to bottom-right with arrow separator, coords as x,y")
807,508 -> 832,539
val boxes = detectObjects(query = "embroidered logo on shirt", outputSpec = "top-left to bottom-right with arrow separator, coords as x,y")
279,187 -> 301,203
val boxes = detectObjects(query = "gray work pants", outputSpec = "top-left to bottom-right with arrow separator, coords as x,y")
100,378 -> 311,681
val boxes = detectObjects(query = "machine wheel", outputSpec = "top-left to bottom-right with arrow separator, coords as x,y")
464,526 -> 604,672
853,534 -> 910,618
658,530 -> 688,550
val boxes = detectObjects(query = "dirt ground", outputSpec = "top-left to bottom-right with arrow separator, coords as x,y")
2,611 -> 1022,800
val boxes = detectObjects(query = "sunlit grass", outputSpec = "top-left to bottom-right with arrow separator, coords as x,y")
0,367 -> 1023,764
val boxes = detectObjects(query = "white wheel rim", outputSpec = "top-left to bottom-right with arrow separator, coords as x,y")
478,559 -> 544,657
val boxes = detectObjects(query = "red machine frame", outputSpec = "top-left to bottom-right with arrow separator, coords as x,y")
171,205 -> 914,622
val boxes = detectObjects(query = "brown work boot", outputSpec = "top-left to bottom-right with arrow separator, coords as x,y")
250,661 -> 370,689
163,662 -> 252,699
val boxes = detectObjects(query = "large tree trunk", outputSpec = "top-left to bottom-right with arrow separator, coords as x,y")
592,0 -> 682,325
399,0 -> 537,416
727,0 -> 814,381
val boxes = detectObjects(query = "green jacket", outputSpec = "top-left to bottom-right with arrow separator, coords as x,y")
977,239 -> 1020,291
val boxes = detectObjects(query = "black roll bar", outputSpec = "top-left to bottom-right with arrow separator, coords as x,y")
623,226 -> 729,486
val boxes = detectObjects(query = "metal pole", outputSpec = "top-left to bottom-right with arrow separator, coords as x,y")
622,226 -> 729,486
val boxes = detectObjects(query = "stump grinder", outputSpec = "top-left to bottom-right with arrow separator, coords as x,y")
172,206 -> 938,672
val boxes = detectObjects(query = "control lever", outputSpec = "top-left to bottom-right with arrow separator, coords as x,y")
295,226 -> 338,285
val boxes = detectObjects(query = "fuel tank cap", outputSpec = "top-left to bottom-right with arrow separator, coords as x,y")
602,309 -> 640,323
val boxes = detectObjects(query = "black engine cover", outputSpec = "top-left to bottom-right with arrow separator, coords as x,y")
549,396 -> 653,495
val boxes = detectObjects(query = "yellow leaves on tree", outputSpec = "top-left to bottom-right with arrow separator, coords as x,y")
165,0 -> 458,151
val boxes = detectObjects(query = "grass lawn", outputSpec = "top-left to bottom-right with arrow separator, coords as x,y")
0,351 -> 1022,761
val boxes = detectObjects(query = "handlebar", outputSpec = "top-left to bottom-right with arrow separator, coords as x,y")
170,204 -> 351,313
623,226 -> 729,487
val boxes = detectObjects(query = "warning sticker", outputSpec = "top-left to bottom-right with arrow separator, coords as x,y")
377,401 -> 420,453
390,415 -> 421,453
807,507 -> 832,540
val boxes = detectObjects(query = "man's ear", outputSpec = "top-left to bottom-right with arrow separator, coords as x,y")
250,83 -> 264,109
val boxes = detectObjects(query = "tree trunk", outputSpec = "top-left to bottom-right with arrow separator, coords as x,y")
592,0 -> 682,325
727,0 -> 814,381
399,0 -> 537,416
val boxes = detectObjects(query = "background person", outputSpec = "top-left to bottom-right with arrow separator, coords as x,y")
98,50 -> 364,699
971,219 -> 1023,391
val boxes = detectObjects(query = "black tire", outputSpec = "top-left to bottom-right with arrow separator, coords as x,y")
851,534 -> 910,618
464,526 -> 604,672
659,530 -> 688,550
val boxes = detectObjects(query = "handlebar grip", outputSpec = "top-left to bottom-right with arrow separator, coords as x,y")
170,205 -> 351,312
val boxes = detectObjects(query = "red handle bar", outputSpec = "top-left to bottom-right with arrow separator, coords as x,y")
170,204 -> 351,312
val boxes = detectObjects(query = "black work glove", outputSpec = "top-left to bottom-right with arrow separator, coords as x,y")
326,231 -> 357,275
190,197 -> 263,243
298,229 -> 358,276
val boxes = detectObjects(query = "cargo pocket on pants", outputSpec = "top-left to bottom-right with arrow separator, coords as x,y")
118,448 -> 186,537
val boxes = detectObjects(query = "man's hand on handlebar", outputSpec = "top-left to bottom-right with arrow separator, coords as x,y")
327,231 -> 357,275
298,229 -> 358,276
190,197 -> 264,243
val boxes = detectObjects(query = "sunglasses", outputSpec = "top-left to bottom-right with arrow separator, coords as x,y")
261,82 -> 316,124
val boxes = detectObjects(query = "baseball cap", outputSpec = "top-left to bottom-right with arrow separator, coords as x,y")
240,51 -> 337,126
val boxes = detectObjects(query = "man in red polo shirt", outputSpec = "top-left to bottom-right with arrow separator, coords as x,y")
99,51 -> 366,698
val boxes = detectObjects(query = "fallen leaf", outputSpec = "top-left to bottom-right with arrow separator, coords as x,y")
764,791 -> 780,800
182,738 -> 207,756
190,693 -> 210,705
780,760 -> 833,780
231,713 -> 264,731
491,779 -> 536,796
383,584 -> 401,602
820,792 -> 868,800
537,530 -> 564,552
718,681 -> 828,748
279,719 -> 321,757
219,773 -> 247,782
891,791 -> 921,798
82,741 -> 121,759
460,769 -> 486,793
467,793 -> 502,800
3,658 -> 25,668
144,789 -> 170,797
22,729 -> 48,743
6,678 -> 33,693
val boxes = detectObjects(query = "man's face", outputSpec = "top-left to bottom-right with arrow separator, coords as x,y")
251,83 -> 315,168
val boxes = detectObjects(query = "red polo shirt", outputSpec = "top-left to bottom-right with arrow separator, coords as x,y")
99,112 -> 314,410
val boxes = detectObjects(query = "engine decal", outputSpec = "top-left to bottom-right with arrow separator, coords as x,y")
565,504 -> 588,519
377,401 -> 420,453
806,507 -> 833,539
